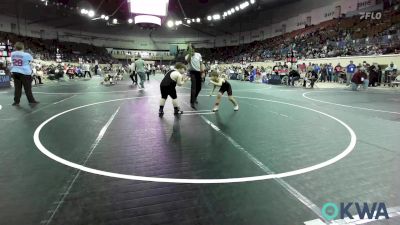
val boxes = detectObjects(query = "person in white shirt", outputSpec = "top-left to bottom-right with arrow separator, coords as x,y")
185,44 -> 204,109
83,62 -> 91,78
158,63 -> 188,116
383,62 -> 398,84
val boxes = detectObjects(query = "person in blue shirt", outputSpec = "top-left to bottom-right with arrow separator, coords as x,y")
314,64 -> 321,74
346,60 -> 357,86
10,42 -> 38,106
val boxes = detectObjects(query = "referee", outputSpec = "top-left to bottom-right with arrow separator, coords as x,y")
10,42 -> 38,106
185,45 -> 204,109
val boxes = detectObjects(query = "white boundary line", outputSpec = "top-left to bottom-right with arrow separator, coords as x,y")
53,95 -> 76,105
33,90 -> 138,95
33,95 -> 357,184
201,116 -> 326,221
303,91 -> 400,115
183,110 -> 213,113
42,107 -> 120,225
33,85 -> 272,95
179,85 -> 272,92
181,112 -> 215,116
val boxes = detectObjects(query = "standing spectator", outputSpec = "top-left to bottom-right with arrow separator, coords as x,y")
129,59 -> 137,85
135,54 -> 146,89
83,62 -> 91,78
94,63 -> 99,75
320,64 -> 328,82
151,64 -> 156,75
368,63 -> 380,87
299,63 -> 307,73
307,63 -> 314,72
314,64 -> 321,75
273,62 -> 279,75
327,63 -> 334,82
346,60 -> 357,85
10,42 -> 39,106
185,45 -> 203,109
334,63 -> 343,83
146,64 -> 151,81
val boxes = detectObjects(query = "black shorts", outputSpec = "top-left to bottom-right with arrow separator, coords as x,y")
160,85 -> 177,99
219,81 -> 233,96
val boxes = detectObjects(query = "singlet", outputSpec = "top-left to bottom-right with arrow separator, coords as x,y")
220,79 -> 230,89
160,70 -> 177,87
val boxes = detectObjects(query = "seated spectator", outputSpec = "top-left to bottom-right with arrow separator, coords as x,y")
303,70 -> 318,88
288,69 -> 301,86
383,62 -> 398,84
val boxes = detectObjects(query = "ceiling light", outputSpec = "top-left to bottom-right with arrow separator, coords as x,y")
207,16 -> 212,21
250,0 -> 255,4
88,10 -> 95,17
212,14 -> 220,20
240,2 -> 250,9
235,6 -> 240,11
186,19 -> 191,24
167,20 -> 174,27
196,18 -> 200,22
128,18 -> 133,23
192,19 -> 195,22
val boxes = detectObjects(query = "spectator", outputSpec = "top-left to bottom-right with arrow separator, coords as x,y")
368,63 -> 380,87
10,42 -> 39,106
135,54 -> 146,89
351,66 -> 368,91
346,60 -> 357,85
327,63 -> 334,82
334,63 -> 343,83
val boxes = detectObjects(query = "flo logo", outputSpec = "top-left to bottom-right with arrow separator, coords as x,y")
322,202 -> 389,221
359,12 -> 382,20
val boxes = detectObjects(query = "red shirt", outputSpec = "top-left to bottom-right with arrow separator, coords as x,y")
351,71 -> 367,84
334,66 -> 342,73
